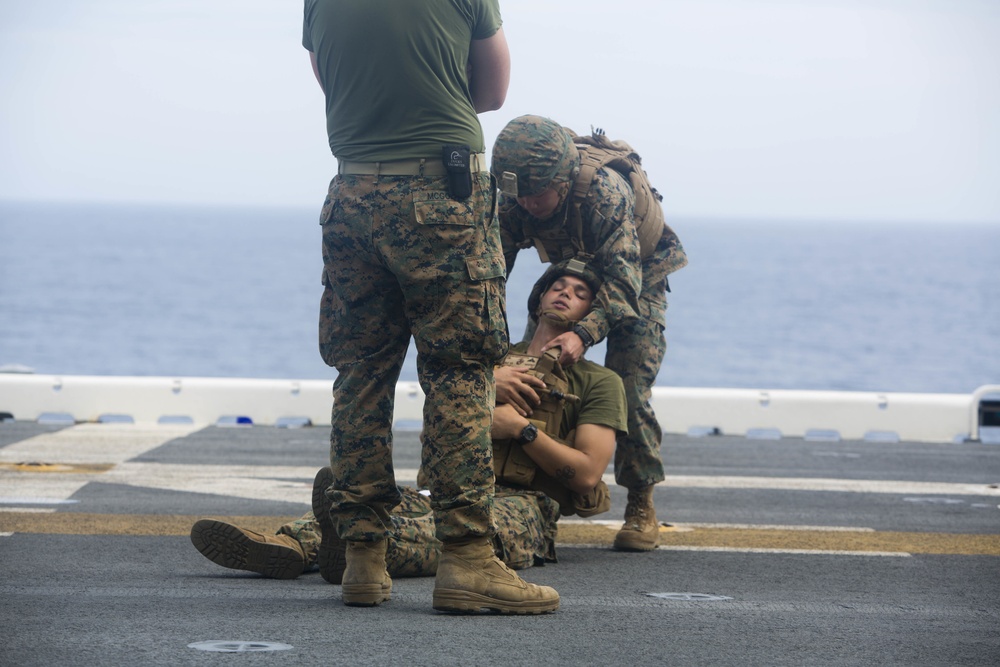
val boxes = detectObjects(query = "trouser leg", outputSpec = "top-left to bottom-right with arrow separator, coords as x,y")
385,486 -> 441,577
318,174 -> 409,541
417,356 -> 497,541
605,314 -> 667,490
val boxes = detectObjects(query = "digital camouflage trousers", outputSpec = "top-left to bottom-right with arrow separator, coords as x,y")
279,485 -> 559,575
603,232 -> 673,491
318,172 -> 509,543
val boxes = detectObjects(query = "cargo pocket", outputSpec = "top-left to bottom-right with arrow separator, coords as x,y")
463,253 -> 510,364
318,175 -> 341,226
572,480 -> 612,518
494,438 -> 538,487
412,189 -> 479,242
640,292 -> 668,329
318,270 -> 338,367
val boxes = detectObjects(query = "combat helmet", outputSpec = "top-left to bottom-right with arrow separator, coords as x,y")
491,115 -> 581,199
527,258 -> 602,327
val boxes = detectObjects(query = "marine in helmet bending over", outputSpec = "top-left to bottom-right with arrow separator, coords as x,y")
190,263 -> 627,599
491,114 -> 688,552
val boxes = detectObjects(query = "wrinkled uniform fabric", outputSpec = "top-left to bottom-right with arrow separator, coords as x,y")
280,486 -> 558,573
279,342 -> 626,572
303,0 -> 500,160
304,0 -> 508,543
318,175 -> 507,543
501,167 -> 683,490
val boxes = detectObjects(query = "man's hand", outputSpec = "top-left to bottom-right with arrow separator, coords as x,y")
542,332 -> 587,366
491,404 -> 529,440
495,365 -> 546,416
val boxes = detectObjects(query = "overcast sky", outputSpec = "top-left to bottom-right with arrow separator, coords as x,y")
1,0 -> 997,223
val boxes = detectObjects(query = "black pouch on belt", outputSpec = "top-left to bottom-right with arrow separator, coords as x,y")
442,144 -> 473,200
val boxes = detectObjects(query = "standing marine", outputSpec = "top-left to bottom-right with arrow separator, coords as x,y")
491,114 -> 688,552
304,1 -> 559,614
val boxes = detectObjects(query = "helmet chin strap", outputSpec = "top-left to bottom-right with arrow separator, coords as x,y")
551,180 -> 573,220
538,309 -> 578,330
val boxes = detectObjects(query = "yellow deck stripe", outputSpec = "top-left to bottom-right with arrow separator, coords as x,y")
2,513 -> 998,556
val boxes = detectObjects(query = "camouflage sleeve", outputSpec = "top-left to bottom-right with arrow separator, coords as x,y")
575,168 -> 642,344
640,227 -> 687,302
498,196 -> 524,278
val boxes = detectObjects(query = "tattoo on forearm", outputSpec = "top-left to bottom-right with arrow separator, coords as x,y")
555,466 -> 576,482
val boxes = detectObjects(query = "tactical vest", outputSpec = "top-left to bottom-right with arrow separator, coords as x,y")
525,128 -> 689,279
492,349 -> 611,518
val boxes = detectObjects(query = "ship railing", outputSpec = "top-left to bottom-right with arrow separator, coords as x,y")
2,374 -> 998,444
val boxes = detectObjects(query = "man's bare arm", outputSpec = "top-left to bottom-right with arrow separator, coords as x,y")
309,51 -> 324,93
468,28 -> 510,112
492,405 -> 615,495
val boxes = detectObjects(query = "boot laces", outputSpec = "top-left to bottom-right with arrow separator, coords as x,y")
623,495 -> 653,529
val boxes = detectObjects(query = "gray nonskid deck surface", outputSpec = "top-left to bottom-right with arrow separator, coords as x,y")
1,423 -> 998,666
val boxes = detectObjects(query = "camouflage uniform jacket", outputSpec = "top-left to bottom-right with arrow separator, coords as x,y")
500,166 -> 644,345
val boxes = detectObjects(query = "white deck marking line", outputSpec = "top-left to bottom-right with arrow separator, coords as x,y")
0,424 -> 201,501
0,498 -> 76,506
656,545 -> 912,557
555,544 -> 913,557
672,523 -> 876,531
648,474 -> 999,497
92,463 -> 1000,503
3,458 -> 996,505
0,507 -> 56,514
0,423 -> 201,465
560,519 -> 876,532
399,469 -> 998,495
102,463 -> 321,504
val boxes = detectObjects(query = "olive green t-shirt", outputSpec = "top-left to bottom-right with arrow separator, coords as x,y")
303,0 -> 502,161
508,343 -> 628,438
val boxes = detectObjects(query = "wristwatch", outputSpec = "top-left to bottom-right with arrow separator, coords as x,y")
572,324 -> 595,349
517,423 -> 538,445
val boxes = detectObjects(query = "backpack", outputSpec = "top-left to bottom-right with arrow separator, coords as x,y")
568,128 -> 688,276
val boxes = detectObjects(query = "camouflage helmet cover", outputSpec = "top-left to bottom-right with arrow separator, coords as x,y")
491,115 -> 580,198
527,258 -> 603,324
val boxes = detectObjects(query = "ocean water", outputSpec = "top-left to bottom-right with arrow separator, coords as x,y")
1,200 -> 997,395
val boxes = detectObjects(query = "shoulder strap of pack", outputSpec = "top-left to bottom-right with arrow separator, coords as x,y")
569,130 -> 629,206
568,128 -> 647,236
569,128 -> 680,265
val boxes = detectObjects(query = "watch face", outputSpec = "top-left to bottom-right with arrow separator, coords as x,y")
520,424 -> 537,443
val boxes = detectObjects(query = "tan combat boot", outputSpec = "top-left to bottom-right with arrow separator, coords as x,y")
311,466 -> 346,585
342,539 -> 392,607
190,519 -> 305,579
432,537 -> 559,614
613,486 -> 660,552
